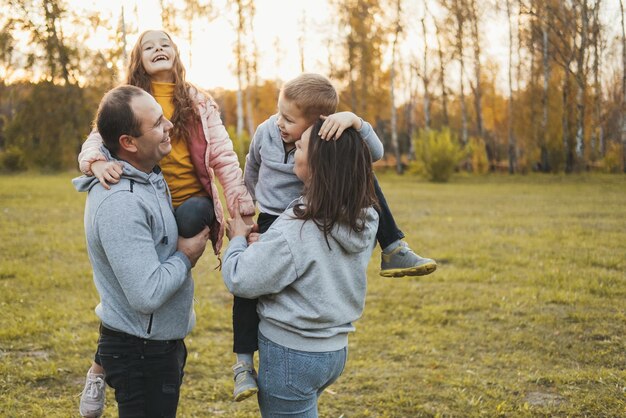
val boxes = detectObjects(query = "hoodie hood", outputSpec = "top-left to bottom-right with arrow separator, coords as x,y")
72,146 -> 164,193
329,207 -> 379,253
285,197 -> 379,254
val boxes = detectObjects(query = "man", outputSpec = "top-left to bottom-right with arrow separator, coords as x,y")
73,85 -> 210,417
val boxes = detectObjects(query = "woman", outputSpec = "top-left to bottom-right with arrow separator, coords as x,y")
77,30 -> 255,418
222,119 -> 379,417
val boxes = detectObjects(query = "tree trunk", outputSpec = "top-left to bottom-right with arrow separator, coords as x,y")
455,0 -> 468,145
506,0 -> 516,173
574,0 -> 589,168
619,0 -> 626,173
420,13 -> 431,131
591,0 -> 602,161
407,64 -> 417,161
120,6 -> 128,66
433,14 -> 449,126
469,0 -> 483,138
235,0 -> 244,139
563,73 -> 573,173
541,14 -> 550,172
390,0 -> 402,174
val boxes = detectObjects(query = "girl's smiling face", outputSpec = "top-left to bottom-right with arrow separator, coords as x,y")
140,31 -> 175,82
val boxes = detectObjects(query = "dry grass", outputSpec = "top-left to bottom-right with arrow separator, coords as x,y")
1,172 -> 625,417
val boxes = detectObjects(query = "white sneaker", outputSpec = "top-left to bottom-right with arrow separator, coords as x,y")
79,371 -> 105,417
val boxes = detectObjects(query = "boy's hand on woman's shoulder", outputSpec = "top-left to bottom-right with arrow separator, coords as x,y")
319,112 -> 363,141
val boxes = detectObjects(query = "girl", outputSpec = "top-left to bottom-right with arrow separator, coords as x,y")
78,29 -> 255,417
222,119 -> 379,417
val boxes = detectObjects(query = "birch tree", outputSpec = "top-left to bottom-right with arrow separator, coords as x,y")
389,0 -> 403,173
506,0 -> 517,173
621,0 -> 626,172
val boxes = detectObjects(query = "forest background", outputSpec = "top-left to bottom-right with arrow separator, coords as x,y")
0,0 -> 625,177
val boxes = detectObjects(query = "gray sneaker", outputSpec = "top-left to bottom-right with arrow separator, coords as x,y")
233,361 -> 258,402
79,371 -> 105,418
380,241 -> 437,277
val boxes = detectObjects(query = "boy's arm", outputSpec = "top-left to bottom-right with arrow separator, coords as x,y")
243,124 -> 264,202
319,112 -> 384,162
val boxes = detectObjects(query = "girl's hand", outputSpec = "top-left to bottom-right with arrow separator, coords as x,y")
319,112 -> 363,141
226,201 -> 253,240
92,161 -> 124,190
247,232 -> 261,245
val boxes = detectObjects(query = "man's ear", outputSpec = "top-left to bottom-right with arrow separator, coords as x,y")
119,135 -> 138,153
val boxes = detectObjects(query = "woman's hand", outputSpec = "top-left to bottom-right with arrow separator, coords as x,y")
319,112 -> 363,140
226,202 -> 253,240
92,161 -> 124,190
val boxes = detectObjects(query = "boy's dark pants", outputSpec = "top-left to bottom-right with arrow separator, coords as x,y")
232,175 -> 404,354
97,324 -> 187,418
232,212 -> 277,353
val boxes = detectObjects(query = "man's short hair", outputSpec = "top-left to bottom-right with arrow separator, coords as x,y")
95,85 -> 145,154
281,73 -> 338,122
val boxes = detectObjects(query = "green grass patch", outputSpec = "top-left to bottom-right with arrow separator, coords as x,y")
1,172 -> 625,417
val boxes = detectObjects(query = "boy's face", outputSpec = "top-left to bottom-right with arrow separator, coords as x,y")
276,94 -> 312,144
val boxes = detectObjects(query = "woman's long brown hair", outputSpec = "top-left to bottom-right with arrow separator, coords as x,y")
126,30 -> 200,142
293,119 -> 378,246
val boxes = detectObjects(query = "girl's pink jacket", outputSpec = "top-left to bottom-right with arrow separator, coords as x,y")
78,87 -> 255,255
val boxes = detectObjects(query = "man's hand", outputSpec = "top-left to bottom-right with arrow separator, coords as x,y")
319,112 -> 363,141
177,226 -> 210,268
226,202 -> 253,240
92,161 -> 124,190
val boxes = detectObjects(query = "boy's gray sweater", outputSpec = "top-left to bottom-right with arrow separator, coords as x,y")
73,155 -> 194,340
222,200 -> 379,352
244,114 -> 384,216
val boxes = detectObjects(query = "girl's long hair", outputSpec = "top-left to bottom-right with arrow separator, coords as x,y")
126,30 -> 200,142
293,119 -> 378,245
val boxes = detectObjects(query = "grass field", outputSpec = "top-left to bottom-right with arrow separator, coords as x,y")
0,172 -> 625,417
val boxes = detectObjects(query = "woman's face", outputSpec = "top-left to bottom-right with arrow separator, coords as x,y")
294,126 -> 311,182
140,31 -> 175,82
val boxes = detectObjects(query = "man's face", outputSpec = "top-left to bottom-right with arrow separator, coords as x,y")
276,94 -> 311,144
130,92 -> 174,171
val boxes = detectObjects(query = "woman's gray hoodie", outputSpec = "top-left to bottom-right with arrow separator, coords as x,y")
73,152 -> 194,340
222,200 -> 379,352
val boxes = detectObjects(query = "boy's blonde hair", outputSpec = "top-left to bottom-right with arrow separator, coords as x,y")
281,73 -> 338,121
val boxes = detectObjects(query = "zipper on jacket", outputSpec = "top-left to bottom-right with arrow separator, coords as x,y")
130,179 -> 134,193
283,146 -> 296,164
147,313 -> 153,334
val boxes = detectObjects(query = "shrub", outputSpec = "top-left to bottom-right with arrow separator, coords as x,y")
467,137 -> 489,174
0,146 -> 27,172
601,141 -> 624,173
412,128 -> 465,182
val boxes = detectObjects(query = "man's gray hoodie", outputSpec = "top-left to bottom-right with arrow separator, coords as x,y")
222,200 -> 379,352
73,151 -> 194,340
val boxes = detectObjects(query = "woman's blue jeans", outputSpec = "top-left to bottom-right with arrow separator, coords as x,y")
257,332 -> 347,417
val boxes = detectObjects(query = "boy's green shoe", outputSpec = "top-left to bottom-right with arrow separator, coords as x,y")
380,241 -> 437,277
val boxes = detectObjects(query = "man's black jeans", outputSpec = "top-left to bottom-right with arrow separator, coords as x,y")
97,324 -> 187,417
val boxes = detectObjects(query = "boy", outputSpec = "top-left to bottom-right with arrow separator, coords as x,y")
230,73 -> 436,401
